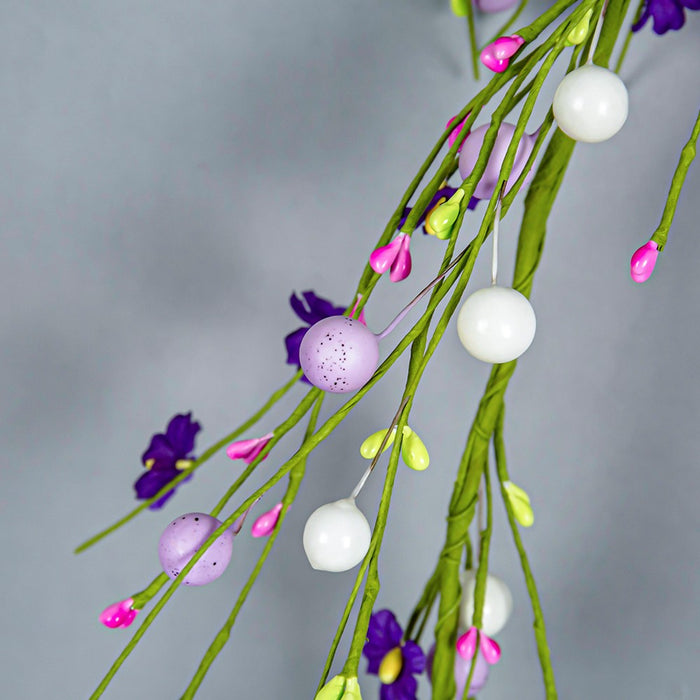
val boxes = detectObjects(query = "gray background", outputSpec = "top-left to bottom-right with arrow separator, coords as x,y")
1,1 -> 698,699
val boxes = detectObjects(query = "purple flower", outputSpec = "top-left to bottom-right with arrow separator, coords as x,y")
134,413 -> 201,509
285,291 -> 364,382
363,609 -> 426,700
632,0 -> 700,34
399,186 -> 479,236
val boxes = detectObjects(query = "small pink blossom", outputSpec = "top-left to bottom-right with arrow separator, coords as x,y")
226,433 -> 274,464
99,598 -> 139,629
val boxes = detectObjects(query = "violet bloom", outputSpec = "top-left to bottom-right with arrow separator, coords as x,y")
134,413 -> 201,509
632,0 -> 700,34
363,609 -> 426,700
399,186 -> 478,236
284,291 -> 349,382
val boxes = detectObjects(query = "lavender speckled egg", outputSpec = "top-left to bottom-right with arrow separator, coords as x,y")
458,122 -> 537,200
158,512 -> 234,586
299,316 -> 379,393
427,643 -> 490,697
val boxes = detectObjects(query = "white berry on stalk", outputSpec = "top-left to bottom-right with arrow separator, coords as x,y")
552,65 -> 628,143
303,498 -> 371,572
457,286 -> 536,364
459,570 -> 513,637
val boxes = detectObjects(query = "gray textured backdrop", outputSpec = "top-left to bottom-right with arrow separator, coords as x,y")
1,2 -> 699,699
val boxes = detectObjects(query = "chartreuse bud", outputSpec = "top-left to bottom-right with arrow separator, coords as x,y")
315,675 -> 363,700
427,189 -> 465,240
450,0 -> 470,16
400,426 -> 429,471
361,426 -> 430,471
566,9 -> 593,46
503,480 -> 534,527
360,428 -> 397,459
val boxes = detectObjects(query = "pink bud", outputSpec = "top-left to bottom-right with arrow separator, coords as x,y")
226,433 -> 274,464
99,598 -> 138,629
369,235 -> 405,275
456,626 -> 478,659
389,234 -> 412,283
630,240 -> 658,283
446,115 -> 471,151
480,35 -> 525,73
251,502 -> 285,537
479,633 -> 501,664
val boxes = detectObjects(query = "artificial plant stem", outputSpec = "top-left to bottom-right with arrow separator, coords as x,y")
494,405 -> 557,698
74,371 -> 301,553
465,1 -> 481,80
488,0 -> 530,45
130,572 -> 169,610
209,387 -> 321,518
614,0 -> 645,72
91,240 -> 483,700
179,395 -> 324,700
461,465 -> 493,700
429,122 -> 580,700
397,0 -> 583,238
650,108 -> 700,251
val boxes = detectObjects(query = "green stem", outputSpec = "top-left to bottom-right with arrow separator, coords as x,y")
75,371 -> 301,553
494,406 -> 557,697
614,0 -> 644,73
179,395 -> 324,699
461,465 -> 493,700
650,108 -> 700,251
465,2 -> 481,80
130,573 -> 169,610
487,0 -> 530,46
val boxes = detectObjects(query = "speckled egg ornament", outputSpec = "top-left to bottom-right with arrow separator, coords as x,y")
457,286 -> 536,363
158,512 -> 234,586
458,123 -> 538,199
299,316 -> 379,393
303,498 -> 371,572
553,65 -> 628,143
427,643 -> 490,697
459,571 -> 513,637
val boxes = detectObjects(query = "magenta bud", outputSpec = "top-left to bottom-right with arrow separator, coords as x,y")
226,433 -> 274,464
630,240 -> 658,283
479,633 -> 501,665
251,502 -> 284,537
446,115 -> 470,151
480,35 -> 524,73
99,598 -> 138,629
456,626 -> 478,660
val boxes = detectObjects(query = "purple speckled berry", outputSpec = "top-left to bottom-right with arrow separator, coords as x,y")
426,643 -> 489,696
299,316 -> 379,393
158,512 -> 234,586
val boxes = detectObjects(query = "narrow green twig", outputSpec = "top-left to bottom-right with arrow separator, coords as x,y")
75,371 -> 302,553
465,1 -> 481,80
494,406 -> 557,698
650,108 -> 700,251
180,395 -> 324,699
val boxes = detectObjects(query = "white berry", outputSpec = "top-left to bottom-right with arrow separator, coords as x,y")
303,498 -> 371,572
457,286 -> 536,364
460,570 -> 513,637
553,65 -> 628,143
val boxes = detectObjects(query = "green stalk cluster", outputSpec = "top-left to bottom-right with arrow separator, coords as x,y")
81,1 -> 697,698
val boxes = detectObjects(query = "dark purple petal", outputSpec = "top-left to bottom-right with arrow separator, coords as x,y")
681,0 -> 700,9
302,291 -> 345,322
284,327 -> 307,367
164,413 -> 201,458
289,292 -> 319,325
134,468 -> 192,509
142,433 -> 178,468
401,641 -> 426,674
633,0 -> 687,32
134,467 -> 178,500
381,672 -> 418,700
363,644 -> 387,675
367,610 -> 403,650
